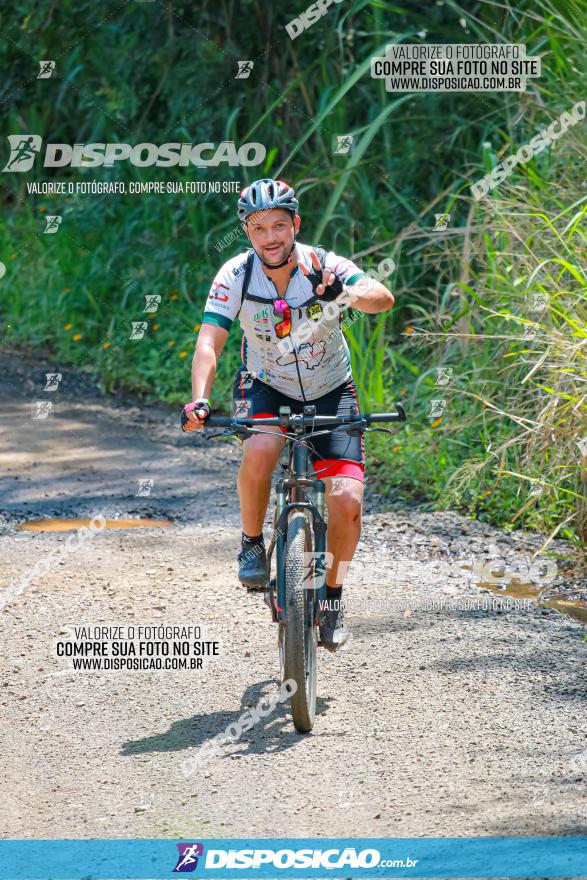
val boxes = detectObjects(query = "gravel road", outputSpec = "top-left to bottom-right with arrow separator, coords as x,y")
0,351 -> 585,841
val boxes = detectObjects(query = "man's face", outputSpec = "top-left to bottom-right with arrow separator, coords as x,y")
244,208 -> 300,267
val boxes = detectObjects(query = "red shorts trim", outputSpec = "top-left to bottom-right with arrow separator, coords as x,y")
313,458 -> 364,482
250,414 -> 364,482
252,412 -> 288,433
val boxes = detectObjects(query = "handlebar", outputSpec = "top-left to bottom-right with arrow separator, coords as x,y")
202,402 -> 407,430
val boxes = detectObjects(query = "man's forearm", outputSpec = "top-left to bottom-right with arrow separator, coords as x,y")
191,342 -> 218,399
342,278 -> 394,314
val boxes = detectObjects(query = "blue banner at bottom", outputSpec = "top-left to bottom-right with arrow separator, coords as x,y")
0,838 -> 586,879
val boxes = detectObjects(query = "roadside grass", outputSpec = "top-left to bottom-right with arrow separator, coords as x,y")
364,138 -> 586,545
346,0 -> 587,546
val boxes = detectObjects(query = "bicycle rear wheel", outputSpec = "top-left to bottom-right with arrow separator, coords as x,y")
282,509 -> 317,733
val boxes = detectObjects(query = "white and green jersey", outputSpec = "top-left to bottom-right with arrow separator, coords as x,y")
202,242 -> 367,401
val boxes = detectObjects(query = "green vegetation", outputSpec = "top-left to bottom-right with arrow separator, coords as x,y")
0,0 -> 585,544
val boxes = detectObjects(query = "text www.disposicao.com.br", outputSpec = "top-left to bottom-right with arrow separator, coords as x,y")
71,657 -> 200,670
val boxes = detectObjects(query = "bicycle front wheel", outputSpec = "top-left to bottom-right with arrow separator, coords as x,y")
283,509 -> 317,733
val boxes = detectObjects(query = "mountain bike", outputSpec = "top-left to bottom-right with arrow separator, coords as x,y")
204,403 -> 407,733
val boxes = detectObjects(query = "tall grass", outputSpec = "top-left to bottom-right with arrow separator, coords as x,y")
363,0 -> 587,548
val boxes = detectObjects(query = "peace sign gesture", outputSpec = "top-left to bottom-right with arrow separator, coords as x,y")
299,250 -> 344,301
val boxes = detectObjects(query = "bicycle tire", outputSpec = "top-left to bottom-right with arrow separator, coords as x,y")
283,509 -> 317,733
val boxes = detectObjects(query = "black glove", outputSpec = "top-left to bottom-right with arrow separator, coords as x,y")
305,265 -> 344,302
181,400 -> 211,431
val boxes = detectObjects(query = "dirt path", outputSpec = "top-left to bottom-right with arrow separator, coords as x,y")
0,351 -> 585,840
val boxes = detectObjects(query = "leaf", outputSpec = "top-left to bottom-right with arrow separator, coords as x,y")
263,147 -> 278,174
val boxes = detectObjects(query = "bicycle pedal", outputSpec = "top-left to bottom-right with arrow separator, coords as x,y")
246,583 -> 267,593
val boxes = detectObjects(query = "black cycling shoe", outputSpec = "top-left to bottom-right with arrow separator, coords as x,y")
318,603 -> 349,652
238,541 -> 269,589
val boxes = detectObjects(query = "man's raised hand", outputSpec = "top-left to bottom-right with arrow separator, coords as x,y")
299,250 -> 344,301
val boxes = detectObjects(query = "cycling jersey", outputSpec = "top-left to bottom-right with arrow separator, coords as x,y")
202,242 -> 368,401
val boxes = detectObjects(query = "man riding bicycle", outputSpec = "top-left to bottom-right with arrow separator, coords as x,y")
182,178 -> 394,651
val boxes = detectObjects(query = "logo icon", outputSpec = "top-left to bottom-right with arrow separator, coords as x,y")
44,215 -> 62,234
2,135 -> 42,172
173,843 -> 204,873
144,294 -> 161,313
435,366 -> 453,386
44,373 -> 62,391
306,302 -> 323,321
303,551 -> 333,588
253,308 -> 270,322
526,292 -> 548,313
239,371 -> 256,390
32,401 -> 53,420
37,61 -> 56,79
129,321 -> 148,340
234,399 -> 252,418
429,399 -> 447,418
236,61 -> 253,79
136,479 -> 154,497
332,135 -> 354,155
434,212 -> 451,231
530,784 -> 549,808
329,476 -> 345,495
208,283 -> 229,302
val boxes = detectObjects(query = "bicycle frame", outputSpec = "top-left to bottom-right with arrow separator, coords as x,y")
268,405 -> 328,626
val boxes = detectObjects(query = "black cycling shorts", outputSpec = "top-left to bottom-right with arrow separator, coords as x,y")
232,368 -> 365,481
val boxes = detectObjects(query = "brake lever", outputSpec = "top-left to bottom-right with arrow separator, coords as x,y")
342,418 -> 370,437
364,426 -> 395,436
205,430 -> 240,441
206,426 -> 294,442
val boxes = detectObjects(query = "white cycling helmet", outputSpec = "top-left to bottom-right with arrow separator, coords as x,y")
237,178 -> 298,222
